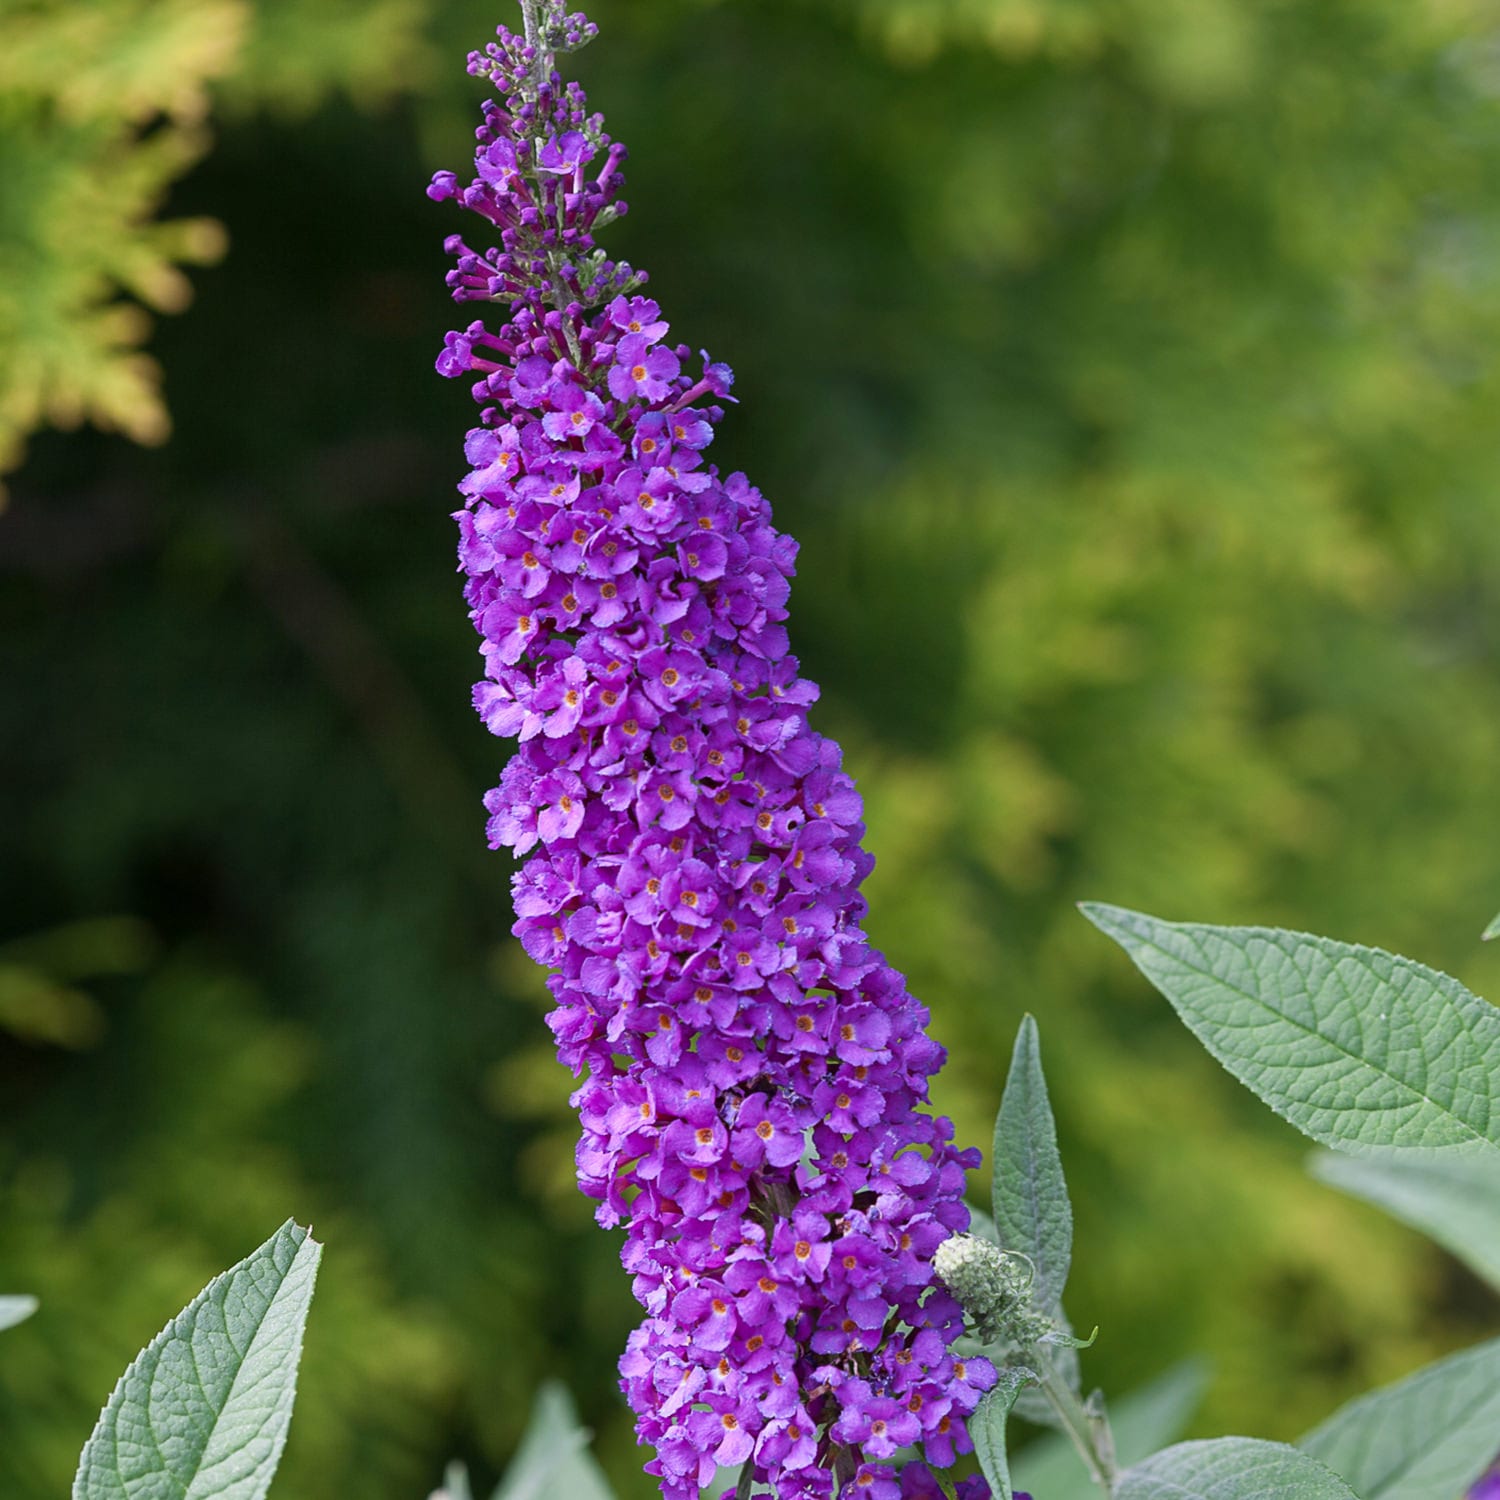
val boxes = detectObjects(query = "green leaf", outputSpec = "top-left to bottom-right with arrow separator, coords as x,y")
1114,1438 -> 1360,1500
73,1218 -> 321,1500
1081,904 -> 1500,1159
966,1201 -> 1000,1243
1011,1374 -> 1074,1433
1300,1336 -> 1500,1499
1310,1148 -> 1500,1292
0,1294 -> 38,1331
970,1365 -> 1038,1500
436,1461 -> 474,1500
492,1381 -> 616,1500
1013,1360 -> 1208,1500
992,1015 -> 1073,1317
1484,912 -> 1500,942
1038,1327 -> 1096,1350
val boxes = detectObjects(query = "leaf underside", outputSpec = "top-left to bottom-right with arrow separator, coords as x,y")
1114,1437 -> 1359,1500
1300,1336 -> 1500,1500
72,1219 -> 321,1500
1310,1148 -> 1500,1292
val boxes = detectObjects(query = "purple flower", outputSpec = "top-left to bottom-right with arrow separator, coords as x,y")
609,334 -> 682,403
434,6 -> 990,1497
896,1467 -> 1008,1500
609,294 -> 669,342
1471,1464 -> 1500,1500
537,129 -> 593,175
541,380 -> 607,441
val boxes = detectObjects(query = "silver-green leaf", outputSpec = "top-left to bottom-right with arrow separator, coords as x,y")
1300,1336 -> 1500,1500
1115,1438 -> 1359,1500
1081,905 -> 1500,1159
970,1366 -> 1038,1500
0,1294 -> 38,1331
433,1460 -> 475,1500
492,1381 -> 616,1500
1310,1149 -> 1500,1292
992,1015 -> 1072,1317
1012,1359 -> 1208,1500
966,1201 -> 1000,1244
73,1219 -> 321,1500
1483,912 -> 1500,942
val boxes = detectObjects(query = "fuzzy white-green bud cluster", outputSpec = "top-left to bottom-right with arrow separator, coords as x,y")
934,1233 -> 1008,1308
934,1233 -> 1049,1347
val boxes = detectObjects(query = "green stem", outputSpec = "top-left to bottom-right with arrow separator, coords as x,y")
1034,1348 -> 1117,1498
518,0 -> 542,56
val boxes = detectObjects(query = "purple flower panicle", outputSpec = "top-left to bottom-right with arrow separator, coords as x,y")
433,6 -> 994,1495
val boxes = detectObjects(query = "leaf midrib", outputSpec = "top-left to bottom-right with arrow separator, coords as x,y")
178,1243 -> 308,1500
1129,923 -> 1497,1153
1002,1068 -> 1056,1306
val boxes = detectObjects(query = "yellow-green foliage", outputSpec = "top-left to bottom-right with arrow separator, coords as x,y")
0,1 -> 233,488
0,0 -> 429,499
0,959 -> 453,1497
0,918 -> 155,1047
767,0 -> 1500,1443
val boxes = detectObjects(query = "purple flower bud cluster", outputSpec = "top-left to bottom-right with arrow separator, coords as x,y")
431,7 -> 996,1496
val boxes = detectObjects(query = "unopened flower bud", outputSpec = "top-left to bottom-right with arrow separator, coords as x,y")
934,1234 -> 1053,1347
934,1233 -> 1010,1320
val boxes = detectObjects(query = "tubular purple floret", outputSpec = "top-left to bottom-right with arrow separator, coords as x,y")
433,7 -> 996,1497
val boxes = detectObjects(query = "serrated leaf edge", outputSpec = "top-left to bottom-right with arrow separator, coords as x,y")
72,1218 -> 321,1500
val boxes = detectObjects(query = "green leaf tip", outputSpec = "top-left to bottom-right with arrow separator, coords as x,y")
73,1218 -> 322,1500
1040,1325 -> 1097,1350
1082,904 -> 1500,1161
493,1379 -> 615,1500
992,1013 -> 1072,1318
1484,911 -> 1500,942
433,1461 -> 474,1500
0,1294 -> 39,1331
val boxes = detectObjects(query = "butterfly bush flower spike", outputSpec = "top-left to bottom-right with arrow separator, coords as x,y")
431,5 -> 996,1495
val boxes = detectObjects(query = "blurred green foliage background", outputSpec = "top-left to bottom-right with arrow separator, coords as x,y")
3,0 -> 1500,1494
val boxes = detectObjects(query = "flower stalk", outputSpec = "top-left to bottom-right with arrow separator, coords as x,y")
1033,1349 -> 1117,1499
